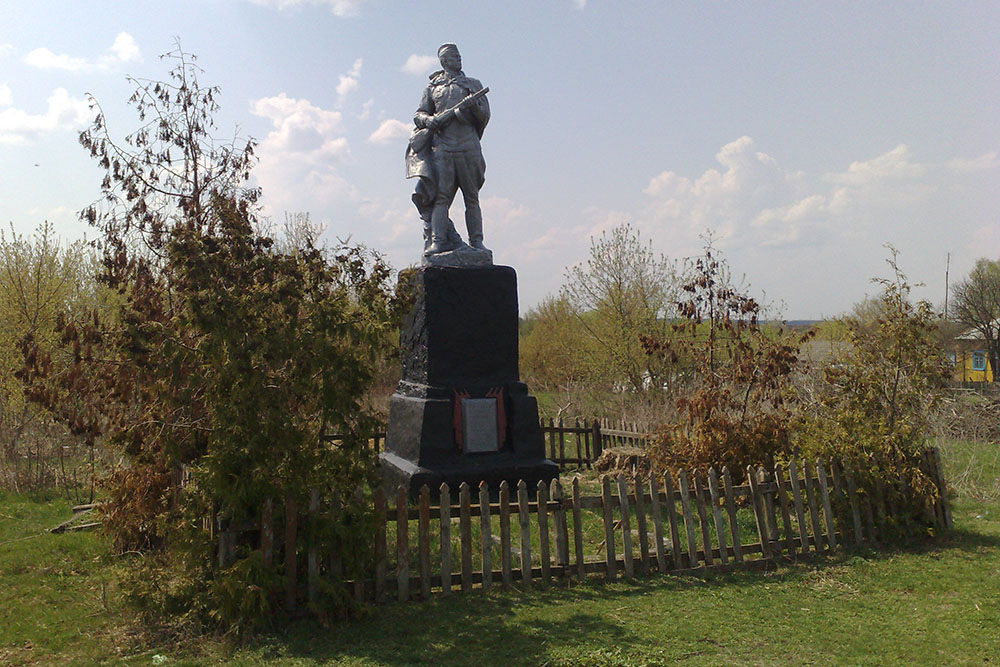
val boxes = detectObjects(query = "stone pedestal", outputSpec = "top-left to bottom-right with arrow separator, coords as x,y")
381,265 -> 558,495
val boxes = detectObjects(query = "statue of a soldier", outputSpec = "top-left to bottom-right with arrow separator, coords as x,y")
406,44 -> 491,260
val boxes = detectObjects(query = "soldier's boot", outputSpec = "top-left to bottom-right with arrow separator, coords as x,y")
424,214 -> 457,255
466,216 -> 488,251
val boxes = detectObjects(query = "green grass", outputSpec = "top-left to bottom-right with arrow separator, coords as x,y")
2,438 -> 999,665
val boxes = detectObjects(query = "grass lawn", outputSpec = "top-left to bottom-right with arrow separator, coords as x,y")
2,440 -> 998,665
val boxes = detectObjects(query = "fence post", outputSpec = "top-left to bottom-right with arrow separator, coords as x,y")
592,420 -> 603,461
396,486 -> 409,602
419,485 -> 432,599
817,460 -> 837,550
933,448 -> 953,531
601,476 -> 616,580
787,460 -> 809,554
499,481 -> 512,588
459,482 -> 472,593
747,466 -> 771,560
693,474 -> 714,567
552,479 -> 569,572
517,480 -> 532,589
677,470 -> 699,568
663,471 -> 684,569
440,483 -> 452,596
721,467 -> 744,563
648,475 -> 667,573
479,481 -> 492,593
572,476 -> 585,579
707,468 -> 730,565
633,476 -> 650,575
616,476 -> 634,579
537,480 -> 551,588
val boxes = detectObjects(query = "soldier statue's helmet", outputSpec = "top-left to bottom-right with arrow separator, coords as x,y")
437,43 -> 459,58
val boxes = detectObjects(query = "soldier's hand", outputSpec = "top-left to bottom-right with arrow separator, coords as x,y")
425,115 -> 441,130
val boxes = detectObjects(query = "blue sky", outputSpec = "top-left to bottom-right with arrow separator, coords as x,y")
1,1 -> 997,318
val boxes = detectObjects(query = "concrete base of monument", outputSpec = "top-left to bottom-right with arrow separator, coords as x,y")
380,450 -> 559,497
380,264 -> 559,497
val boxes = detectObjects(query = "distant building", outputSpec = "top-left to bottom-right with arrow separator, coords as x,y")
947,323 -> 996,383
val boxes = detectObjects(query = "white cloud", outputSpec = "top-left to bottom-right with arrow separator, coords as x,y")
24,47 -> 88,72
0,87 -> 91,145
336,58 -> 362,105
250,93 -> 358,222
109,32 -> 142,64
402,54 -> 438,75
358,98 -> 374,121
824,144 -> 924,186
0,84 -> 11,107
23,32 -> 141,72
0,44 -> 15,60
368,119 -> 410,144
572,0 -> 587,9
946,152 -> 1000,173
246,0 -> 369,17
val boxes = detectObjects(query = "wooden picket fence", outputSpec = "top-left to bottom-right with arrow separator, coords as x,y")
242,447 -> 951,611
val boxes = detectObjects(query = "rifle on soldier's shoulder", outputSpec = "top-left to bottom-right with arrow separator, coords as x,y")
409,86 -> 489,154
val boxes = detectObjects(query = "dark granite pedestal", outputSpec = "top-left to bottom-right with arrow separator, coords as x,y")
381,265 -> 558,496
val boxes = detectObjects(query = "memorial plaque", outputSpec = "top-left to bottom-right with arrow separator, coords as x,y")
462,398 -> 499,453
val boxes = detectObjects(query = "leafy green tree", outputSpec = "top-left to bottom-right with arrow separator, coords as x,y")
561,224 -> 679,393
20,47 -> 398,631
0,222 -> 114,494
519,295 -> 592,393
952,257 -> 1000,381
796,248 -> 949,524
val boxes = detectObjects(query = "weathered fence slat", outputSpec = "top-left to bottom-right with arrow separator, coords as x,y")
537,480 -> 551,589
285,493 -> 298,611
664,471 -> 684,569
933,448 -> 953,530
572,476 -> 585,579
721,467 -> 744,563
439,483 -> 452,596
678,470 -> 699,568
634,477 -> 650,575
802,460 -> 823,552
648,475 -> 667,573
760,469 -> 780,547
601,476 -> 617,580
693,474 -> 714,567
418,486 -> 432,599
773,466 -> 795,555
553,479 -> 569,569
308,489 -> 319,605
518,480 -> 532,589
817,460 -> 837,550
459,483 -> 473,593
829,461 -> 848,544
374,488 -> 387,602
747,467 -> 771,559
844,469 -> 864,546
707,468 -> 729,565
499,481 -> 512,589
396,486 -> 409,602
788,460 -> 809,554
617,476 -> 634,579
479,482 -> 492,593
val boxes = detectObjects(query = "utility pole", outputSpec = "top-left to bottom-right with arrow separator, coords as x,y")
944,252 -> 950,320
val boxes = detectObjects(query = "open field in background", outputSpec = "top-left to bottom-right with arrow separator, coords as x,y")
1,435 -> 998,666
